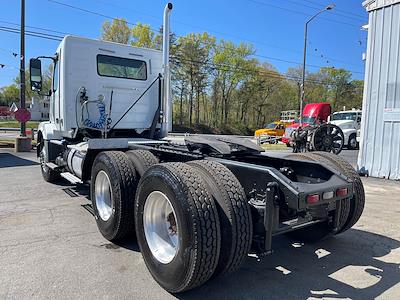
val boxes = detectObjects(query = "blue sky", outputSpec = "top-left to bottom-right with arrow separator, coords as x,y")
0,0 -> 368,87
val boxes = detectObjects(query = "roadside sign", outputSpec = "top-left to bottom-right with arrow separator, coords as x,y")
15,108 -> 31,123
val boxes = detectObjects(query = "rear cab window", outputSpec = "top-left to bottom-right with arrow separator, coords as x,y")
97,54 -> 147,81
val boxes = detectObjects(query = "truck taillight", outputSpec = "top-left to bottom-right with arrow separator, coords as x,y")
336,188 -> 348,197
307,194 -> 320,204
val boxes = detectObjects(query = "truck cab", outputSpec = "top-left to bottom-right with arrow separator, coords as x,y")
329,110 -> 362,149
31,35 -> 166,143
254,121 -> 289,137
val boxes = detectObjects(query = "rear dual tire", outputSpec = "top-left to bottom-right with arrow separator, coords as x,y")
91,154 -> 253,292
91,151 -> 138,242
126,150 -> 159,177
188,160 -> 252,276
135,161 -> 253,292
91,150 -> 159,242
135,163 -> 221,293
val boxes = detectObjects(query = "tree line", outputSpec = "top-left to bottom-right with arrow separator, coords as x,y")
0,67 -> 52,107
0,19 -> 364,134
101,19 -> 363,134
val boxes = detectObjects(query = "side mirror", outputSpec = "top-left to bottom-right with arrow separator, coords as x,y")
29,58 -> 43,92
357,116 -> 361,123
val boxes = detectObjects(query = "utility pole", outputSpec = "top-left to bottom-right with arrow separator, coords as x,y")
20,0 -> 26,137
300,4 -> 335,126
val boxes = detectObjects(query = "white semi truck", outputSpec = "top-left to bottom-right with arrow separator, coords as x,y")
29,3 -> 365,293
329,110 -> 362,150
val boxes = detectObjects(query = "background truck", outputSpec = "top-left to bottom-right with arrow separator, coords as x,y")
282,102 -> 332,146
329,109 -> 362,150
282,102 -> 345,154
28,3 -> 365,293
254,121 -> 290,144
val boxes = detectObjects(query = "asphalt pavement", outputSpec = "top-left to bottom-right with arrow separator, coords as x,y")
0,149 -> 399,299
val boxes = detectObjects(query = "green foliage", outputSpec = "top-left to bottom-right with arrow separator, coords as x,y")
0,120 -> 40,129
101,18 -> 131,44
0,65 -> 52,106
3,20 -> 365,136
101,19 -> 162,50
99,20 -> 364,134
0,84 -> 19,106
131,23 -> 161,49
98,19 -> 365,134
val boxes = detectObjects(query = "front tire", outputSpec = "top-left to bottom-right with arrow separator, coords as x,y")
91,151 -> 138,242
38,141 -> 60,183
348,133 -> 358,150
135,163 -> 221,293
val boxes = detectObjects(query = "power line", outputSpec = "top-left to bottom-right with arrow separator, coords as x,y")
0,20 -> 70,36
0,26 -> 64,39
245,0 -> 363,28
171,55 -> 364,89
280,0 -> 366,22
48,0 -> 361,68
47,0 -> 161,33
298,0 -> 367,19
0,25 -> 363,75
308,42 -> 364,68
43,0 -> 363,74
0,24 -> 364,77
0,26 -> 63,41
250,52 -> 363,74
0,62 -> 22,71
0,47 -> 18,57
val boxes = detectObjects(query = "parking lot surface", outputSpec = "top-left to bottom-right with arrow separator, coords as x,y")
0,149 -> 399,299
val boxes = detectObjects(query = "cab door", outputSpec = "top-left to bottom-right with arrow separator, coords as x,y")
51,58 -> 61,130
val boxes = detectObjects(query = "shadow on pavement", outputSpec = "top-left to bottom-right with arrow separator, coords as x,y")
0,153 -> 39,168
178,229 -> 400,300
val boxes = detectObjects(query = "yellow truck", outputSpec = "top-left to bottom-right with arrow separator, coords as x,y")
255,121 -> 289,143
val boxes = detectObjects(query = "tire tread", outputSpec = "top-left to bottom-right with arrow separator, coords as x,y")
188,160 -> 252,276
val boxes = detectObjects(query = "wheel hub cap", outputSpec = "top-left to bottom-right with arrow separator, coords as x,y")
323,135 -> 333,146
95,171 -> 113,221
143,191 -> 179,264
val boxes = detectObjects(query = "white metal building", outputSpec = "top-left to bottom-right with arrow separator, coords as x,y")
358,0 -> 400,180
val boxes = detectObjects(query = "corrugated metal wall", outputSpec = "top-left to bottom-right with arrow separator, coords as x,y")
358,2 -> 400,180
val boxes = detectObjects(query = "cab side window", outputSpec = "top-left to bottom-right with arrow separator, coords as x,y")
53,61 -> 59,92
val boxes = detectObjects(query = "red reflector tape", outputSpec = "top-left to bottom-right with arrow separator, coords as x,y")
336,188 -> 348,197
307,194 -> 320,204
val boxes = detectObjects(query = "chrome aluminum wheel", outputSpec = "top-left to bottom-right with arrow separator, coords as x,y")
95,170 -> 113,221
143,191 -> 179,264
39,145 -> 47,172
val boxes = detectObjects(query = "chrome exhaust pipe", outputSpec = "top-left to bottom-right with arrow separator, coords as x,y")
161,2 -> 173,138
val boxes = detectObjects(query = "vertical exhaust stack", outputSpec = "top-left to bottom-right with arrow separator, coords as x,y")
161,2 -> 173,138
